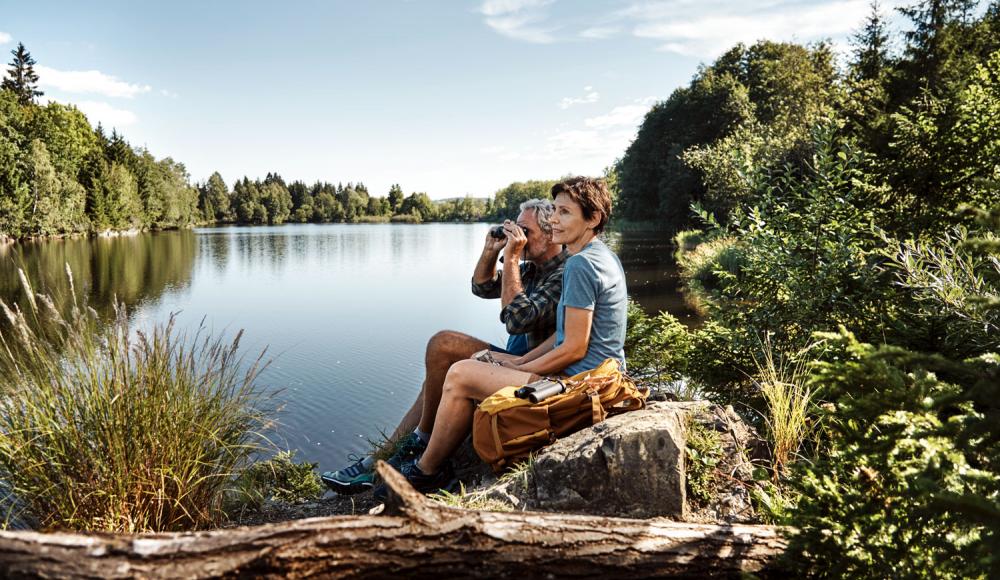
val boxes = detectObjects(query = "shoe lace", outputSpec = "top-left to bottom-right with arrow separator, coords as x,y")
346,453 -> 367,465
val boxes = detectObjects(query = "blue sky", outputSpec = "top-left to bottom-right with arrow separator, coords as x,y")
1,0 -> 902,198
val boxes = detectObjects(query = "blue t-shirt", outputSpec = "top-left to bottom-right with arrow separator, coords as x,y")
555,238 -> 627,375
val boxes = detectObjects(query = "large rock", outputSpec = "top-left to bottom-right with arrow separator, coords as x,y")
518,401 -> 760,522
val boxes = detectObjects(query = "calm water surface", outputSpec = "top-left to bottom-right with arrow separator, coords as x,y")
0,224 -> 695,469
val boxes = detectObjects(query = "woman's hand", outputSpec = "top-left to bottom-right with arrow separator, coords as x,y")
498,357 -> 525,370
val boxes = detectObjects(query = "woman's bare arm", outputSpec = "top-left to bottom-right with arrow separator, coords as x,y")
510,307 -> 592,376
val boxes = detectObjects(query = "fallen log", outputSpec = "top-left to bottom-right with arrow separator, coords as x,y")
0,462 -> 788,578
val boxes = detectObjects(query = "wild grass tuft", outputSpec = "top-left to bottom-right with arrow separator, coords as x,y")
751,340 -> 815,478
0,266 -> 269,533
428,456 -> 535,512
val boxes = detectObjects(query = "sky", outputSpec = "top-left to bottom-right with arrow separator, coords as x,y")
1,0 -> 908,199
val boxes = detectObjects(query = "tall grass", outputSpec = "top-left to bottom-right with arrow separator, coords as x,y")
752,340 -> 815,478
0,266 -> 269,533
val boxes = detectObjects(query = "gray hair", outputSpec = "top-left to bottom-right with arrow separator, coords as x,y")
519,198 -> 554,235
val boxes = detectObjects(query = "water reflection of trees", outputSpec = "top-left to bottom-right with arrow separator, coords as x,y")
0,230 -> 197,319
605,229 -> 701,326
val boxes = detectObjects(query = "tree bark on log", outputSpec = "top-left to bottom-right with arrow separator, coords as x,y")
0,462 -> 787,579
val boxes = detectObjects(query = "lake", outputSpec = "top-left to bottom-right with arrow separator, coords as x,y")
0,223 -> 696,470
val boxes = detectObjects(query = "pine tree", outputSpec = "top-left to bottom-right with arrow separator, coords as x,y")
388,184 -> 404,213
896,0 -> 978,95
2,42 -> 43,105
852,1 -> 890,81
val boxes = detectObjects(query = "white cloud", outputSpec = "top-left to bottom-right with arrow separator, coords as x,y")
558,87 -> 599,109
480,144 -> 523,162
74,101 -> 138,128
628,0 -> 873,58
517,97 -> 654,166
580,26 -> 620,40
36,65 -> 152,99
583,103 -> 649,129
480,0 -> 554,17
0,32 -> 11,45
480,0 -> 558,43
478,0 -> 889,55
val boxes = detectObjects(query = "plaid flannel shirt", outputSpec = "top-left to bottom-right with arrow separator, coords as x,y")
471,250 -> 568,351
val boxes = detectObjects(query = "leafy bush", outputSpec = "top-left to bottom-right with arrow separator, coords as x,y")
227,451 -> 323,512
786,208 -> 1000,578
673,229 -> 707,257
685,321 -> 758,406
674,235 -> 742,313
0,268 -> 268,532
717,126 -> 895,346
623,300 -> 692,394
684,418 -> 724,506
784,330 -> 997,578
891,226 -> 1000,358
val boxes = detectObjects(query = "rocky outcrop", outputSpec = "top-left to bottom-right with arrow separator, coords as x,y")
502,401 -> 762,523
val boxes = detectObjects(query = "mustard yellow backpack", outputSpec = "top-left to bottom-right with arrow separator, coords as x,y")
472,358 -> 647,472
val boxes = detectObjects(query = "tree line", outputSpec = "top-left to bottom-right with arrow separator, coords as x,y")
198,174 -> 498,226
0,42 -> 201,238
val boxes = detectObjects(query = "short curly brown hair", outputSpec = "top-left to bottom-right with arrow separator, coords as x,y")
550,176 -> 612,234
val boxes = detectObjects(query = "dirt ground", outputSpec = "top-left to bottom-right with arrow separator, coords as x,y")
224,490 -> 381,528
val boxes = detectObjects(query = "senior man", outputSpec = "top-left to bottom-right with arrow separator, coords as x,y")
322,198 -> 567,493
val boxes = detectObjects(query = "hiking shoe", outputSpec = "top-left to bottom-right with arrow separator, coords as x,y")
373,457 -> 457,502
321,454 -> 375,495
386,432 -> 428,471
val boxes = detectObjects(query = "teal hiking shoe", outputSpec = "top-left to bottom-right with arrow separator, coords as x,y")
386,432 -> 428,471
321,454 -> 375,495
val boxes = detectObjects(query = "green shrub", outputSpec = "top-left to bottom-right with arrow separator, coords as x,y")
673,228 -> 707,258
227,451 -> 323,512
684,418 -> 724,506
782,204 -> 1000,578
624,300 -> 692,394
0,268 -> 268,533
685,321 -> 758,406
389,212 -> 422,224
784,330 -> 997,578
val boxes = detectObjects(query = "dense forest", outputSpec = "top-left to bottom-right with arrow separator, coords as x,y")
614,0 -> 999,237
611,1 -> 998,575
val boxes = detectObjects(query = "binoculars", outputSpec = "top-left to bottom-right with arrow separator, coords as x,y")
514,378 -> 566,404
490,224 -> 528,239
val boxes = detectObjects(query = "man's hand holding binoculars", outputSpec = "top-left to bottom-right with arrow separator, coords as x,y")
483,220 -> 528,259
500,220 -> 528,262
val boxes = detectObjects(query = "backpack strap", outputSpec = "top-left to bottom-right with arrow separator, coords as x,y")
491,414 -> 505,459
588,388 -> 606,424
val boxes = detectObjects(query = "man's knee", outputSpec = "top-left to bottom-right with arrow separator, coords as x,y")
426,330 -> 485,362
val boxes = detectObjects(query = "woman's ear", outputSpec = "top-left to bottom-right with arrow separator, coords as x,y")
586,211 -> 603,232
